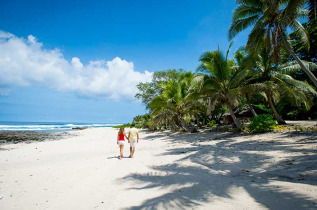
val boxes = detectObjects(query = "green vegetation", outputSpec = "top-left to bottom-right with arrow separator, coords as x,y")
194,43 -> 249,128
131,0 -> 317,133
113,123 -> 131,129
207,120 -> 218,128
132,114 -> 155,130
248,114 -> 277,133
229,0 -> 317,87
135,69 -> 186,108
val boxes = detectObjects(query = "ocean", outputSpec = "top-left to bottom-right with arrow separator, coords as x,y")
0,121 -> 121,133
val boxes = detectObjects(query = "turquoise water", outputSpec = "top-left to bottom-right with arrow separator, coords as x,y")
0,121 -> 121,133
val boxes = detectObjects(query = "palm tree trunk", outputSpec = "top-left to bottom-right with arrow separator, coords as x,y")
226,102 -> 241,128
179,115 -> 191,132
265,92 -> 286,125
195,113 -> 200,127
245,93 -> 257,117
165,117 -> 167,129
278,26 -> 317,88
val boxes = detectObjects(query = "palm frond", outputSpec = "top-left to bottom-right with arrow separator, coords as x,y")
280,60 -> 317,74
245,18 -> 267,49
191,74 -> 205,90
282,0 -> 305,25
229,14 -> 261,40
273,74 -> 316,108
229,68 -> 250,88
289,19 -> 310,50
275,73 -> 317,95
233,3 -> 262,20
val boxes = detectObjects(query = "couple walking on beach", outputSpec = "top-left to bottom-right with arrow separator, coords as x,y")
117,124 -> 139,160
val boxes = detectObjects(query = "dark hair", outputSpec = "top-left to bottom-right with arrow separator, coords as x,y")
131,124 -> 135,127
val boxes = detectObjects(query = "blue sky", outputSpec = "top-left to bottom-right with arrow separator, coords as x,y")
0,0 -> 250,123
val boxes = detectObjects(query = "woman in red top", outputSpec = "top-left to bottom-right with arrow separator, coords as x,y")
117,126 -> 128,160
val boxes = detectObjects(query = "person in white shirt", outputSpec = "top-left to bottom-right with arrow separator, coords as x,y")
128,124 -> 139,158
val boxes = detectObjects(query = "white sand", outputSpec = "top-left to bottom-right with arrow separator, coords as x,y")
0,128 -> 316,209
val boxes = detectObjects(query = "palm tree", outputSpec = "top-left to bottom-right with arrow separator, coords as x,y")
233,48 -> 258,117
193,44 -> 249,128
149,95 -> 176,130
229,0 -> 317,87
149,72 -> 195,131
250,40 -> 317,124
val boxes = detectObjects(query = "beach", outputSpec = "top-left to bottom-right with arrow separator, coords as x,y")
0,127 -> 316,209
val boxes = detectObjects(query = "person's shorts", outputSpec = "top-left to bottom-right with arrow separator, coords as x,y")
118,140 -> 125,146
130,140 -> 137,147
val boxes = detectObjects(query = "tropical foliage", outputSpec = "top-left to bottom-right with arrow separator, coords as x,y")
229,0 -> 317,87
149,72 -> 199,131
248,114 -> 277,133
192,43 -> 249,128
135,69 -> 186,108
133,1 -> 317,132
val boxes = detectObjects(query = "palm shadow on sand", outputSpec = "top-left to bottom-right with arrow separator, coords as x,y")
119,131 -> 317,209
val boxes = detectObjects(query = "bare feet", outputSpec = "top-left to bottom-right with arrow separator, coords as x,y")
118,156 -> 122,160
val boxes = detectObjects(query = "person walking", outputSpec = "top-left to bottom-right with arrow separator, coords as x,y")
128,124 -> 139,158
117,126 -> 128,160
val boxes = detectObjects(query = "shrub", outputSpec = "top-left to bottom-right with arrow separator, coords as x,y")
248,114 -> 276,133
207,120 -> 218,127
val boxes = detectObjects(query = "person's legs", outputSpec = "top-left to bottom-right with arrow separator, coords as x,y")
130,141 -> 136,158
119,145 -> 124,159
131,147 -> 136,158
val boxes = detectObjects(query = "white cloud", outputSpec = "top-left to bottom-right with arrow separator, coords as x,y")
71,57 -> 83,69
0,31 -> 14,39
27,35 -> 36,44
0,31 -> 153,101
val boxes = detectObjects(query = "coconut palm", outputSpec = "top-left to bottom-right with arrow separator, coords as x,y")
233,48 -> 258,117
149,95 -> 176,129
149,72 -> 195,131
193,44 -> 249,128
250,40 -> 317,124
229,0 -> 317,87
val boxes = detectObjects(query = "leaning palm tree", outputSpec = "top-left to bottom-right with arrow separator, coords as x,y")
193,44 -> 249,128
229,0 -> 317,87
250,40 -> 317,124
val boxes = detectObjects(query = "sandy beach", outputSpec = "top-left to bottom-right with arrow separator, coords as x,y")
0,127 -> 316,209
